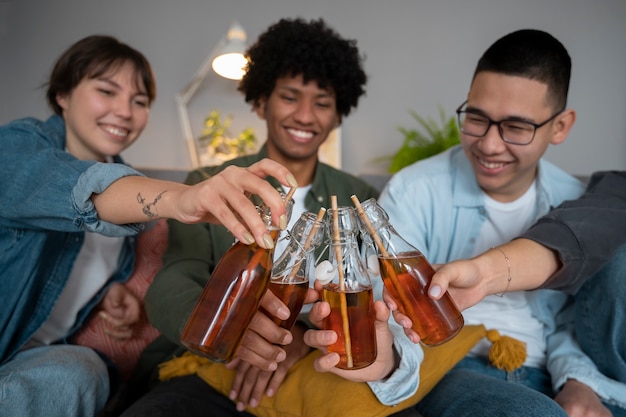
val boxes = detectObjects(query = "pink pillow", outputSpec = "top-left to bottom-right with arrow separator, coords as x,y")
73,219 -> 167,380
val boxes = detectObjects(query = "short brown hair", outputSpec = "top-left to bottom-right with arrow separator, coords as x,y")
46,35 -> 156,115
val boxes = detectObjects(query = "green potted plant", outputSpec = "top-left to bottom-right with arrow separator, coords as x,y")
384,106 -> 460,173
197,109 -> 257,165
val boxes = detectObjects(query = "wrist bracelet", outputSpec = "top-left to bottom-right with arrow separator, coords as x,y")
492,246 -> 512,297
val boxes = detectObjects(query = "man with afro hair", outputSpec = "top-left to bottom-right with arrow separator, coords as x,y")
120,18 -> 421,417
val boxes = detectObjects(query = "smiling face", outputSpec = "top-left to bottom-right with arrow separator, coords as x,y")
254,74 -> 340,170
461,71 -> 574,202
56,61 -> 151,161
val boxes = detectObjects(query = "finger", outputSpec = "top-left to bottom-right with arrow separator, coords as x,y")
235,366 -> 262,408
246,158 -> 298,190
391,309 -> 412,330
312,351 -> 341,372
373,299 -> 390,323
382,288 -> 398,311
207,188 -> 270,246
237,367 -> 259,411
99,310 -> 139,328
259,290 -> 290,322
190,171 -> 274,247
266,363 -> 289,397
229,360 -> 251,400
220,164 -> 290,236
248,370 -> 272,409
428,266 -> 452,299
303,288 -> 320,304
103,327 -> 134,340
224,357 -> 240,370
303,327 -> 336,351
124,293 -> 143,323
247,309 -> 292,346
235,330 -> 286,371
306,299 -> 330,329
99,311 -> 127,327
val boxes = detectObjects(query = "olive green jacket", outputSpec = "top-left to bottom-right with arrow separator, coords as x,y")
135,145 -> 379,384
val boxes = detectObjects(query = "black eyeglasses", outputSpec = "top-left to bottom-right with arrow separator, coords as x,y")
455,100 -> 564,145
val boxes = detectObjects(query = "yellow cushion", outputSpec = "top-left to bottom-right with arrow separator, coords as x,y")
160,324 -> 487,417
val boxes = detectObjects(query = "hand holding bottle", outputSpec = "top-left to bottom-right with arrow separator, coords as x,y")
180,191 -> 295,363
303,280 -> 398,382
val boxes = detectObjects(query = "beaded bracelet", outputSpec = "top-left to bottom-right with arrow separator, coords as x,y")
492,246 -> 512,297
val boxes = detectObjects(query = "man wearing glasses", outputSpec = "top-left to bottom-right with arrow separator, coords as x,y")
379,29 -> 587,416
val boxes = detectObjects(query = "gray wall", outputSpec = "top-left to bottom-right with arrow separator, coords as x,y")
1,0 -> 625,177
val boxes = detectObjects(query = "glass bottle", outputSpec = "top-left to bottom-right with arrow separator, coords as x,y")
180,195 -> 293,363
265,209 -> 326,330
316,204 -> 377,370
353,197 -> 464,346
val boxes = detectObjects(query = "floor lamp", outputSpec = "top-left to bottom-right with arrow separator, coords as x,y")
176,22 -> 248,168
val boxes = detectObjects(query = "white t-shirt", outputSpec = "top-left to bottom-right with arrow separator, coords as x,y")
463,181 -> 548,368
27,232 -> 124,347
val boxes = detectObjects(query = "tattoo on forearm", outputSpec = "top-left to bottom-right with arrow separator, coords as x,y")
137,191 -> 166,218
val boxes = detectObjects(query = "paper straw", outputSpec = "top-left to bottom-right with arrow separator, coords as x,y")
331,196 -> 353,368
350,195 -> 414,321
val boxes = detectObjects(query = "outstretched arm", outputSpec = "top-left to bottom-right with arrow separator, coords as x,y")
427,239 -> 560,310
93,159 -> 297,248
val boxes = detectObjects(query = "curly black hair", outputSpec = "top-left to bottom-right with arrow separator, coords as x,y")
238,18 -> 367,118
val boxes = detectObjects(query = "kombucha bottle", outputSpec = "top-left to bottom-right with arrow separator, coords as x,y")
265,210 -> 326,330
353,197 -> 464,346
180,196 -> 293,362
316,204 -> 377,370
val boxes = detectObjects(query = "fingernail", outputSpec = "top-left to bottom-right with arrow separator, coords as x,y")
249,398 -> 258,408
277,306 -> 290,320
99,311 -> 109,320
229,390 -> 237,401
429,285 -> 442,298
263,233 -> 274,249
266,388 -> 275,397
286,174 -> 298,188
287,174 -> 298,188
279,214 -> 288,230
236,402 -> 245,412
242,232 -> 255,245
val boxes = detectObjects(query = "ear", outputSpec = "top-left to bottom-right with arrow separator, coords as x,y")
253,97 -> 267,120
56,92 -> 69,111
549,109 -> 576,145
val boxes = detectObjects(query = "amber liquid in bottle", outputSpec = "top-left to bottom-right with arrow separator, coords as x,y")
264,276 -> 309,330
180,228 -> 279,362
322,284 -> 377,370
378,251 -> 464,346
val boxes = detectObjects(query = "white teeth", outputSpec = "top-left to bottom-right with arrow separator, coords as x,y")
287,128 -> 313,139
103,125 -> 129,137
480,159 -> 506,169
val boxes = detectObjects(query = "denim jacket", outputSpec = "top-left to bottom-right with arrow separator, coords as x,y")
0,115 -> 144,365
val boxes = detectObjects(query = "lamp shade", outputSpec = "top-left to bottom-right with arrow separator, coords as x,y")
212,22 -> 247,80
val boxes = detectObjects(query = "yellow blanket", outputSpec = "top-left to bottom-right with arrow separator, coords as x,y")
159,324 -> 524,417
